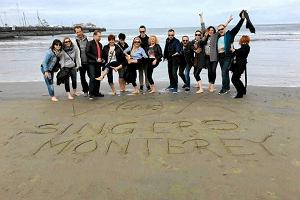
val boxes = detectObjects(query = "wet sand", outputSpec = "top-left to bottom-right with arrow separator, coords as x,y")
0,82 -> 300,200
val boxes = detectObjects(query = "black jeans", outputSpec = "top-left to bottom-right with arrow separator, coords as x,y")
218,53 -> 232,91
193,67 -> 202,82
64,67 -> 77,92
146,59 -> 158,85
79,64 -> 89,93
147,64 -> 155,85
88,63 -> 101,96
167,58 -> 180,89
104,61 -> 121,85
231,69 -> 246,96
205,56 -> 218,84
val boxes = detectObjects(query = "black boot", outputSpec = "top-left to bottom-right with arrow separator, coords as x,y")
234,93 -> 244,99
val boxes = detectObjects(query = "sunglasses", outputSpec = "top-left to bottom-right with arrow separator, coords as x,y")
182,40 -> 189,42
195,34 -> 201,36
64,40 -> 71,43
54,44 -> 61,46
218,28 -> 224,31
134,41 -> 141,43
168,34 -> 174,37
139,31 -> 145,33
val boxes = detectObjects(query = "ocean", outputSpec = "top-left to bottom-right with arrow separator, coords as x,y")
0,24 -> 300,87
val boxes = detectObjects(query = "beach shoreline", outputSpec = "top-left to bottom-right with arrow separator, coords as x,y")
1,81 -> 300,199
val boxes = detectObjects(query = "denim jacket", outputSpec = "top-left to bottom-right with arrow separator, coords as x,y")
41,49 -> 58,73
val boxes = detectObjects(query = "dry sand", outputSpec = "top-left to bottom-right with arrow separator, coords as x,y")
0,82 -> 300,200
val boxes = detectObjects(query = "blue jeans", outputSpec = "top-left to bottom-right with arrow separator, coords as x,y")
184,65 -> 192,88
41,69 -> 54,97
218,53 -> 232,91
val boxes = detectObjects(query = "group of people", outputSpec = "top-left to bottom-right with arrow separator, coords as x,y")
41,10 -> 253,102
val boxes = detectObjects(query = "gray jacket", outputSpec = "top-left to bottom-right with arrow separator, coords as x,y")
59,47 -> 81,69
73,35 -> 88,65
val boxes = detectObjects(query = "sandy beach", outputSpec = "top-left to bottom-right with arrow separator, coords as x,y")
0,82 -> 300,200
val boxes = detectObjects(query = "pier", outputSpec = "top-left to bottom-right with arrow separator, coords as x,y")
0,26 -> 106,39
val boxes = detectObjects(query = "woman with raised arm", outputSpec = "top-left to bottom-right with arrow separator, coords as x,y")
209,11 -> 246,95
191,12 -> 207,93
201,13 -> 233,92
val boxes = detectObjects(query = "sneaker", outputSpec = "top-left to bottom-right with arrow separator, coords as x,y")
89,95 -> 94,100
83,92 -> 88,97
171,88 -> 178,93
185,87 -> 190,92
218,89 -> 230,95
182,84 -> 187,89
165,85 -> 173,90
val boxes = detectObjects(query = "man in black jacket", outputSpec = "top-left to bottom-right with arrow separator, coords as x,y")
86,30 -> 104,100
179,36 -> 194,91
138,25 -> 150,91
163,29 -> 182,93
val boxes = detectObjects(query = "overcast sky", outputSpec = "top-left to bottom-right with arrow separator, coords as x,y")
1,0 -> 300,29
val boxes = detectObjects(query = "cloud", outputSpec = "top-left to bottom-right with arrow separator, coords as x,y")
0,0 -> 299,28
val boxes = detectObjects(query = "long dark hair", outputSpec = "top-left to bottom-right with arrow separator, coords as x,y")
50,39 -> 62,51
207,26 -> 216,34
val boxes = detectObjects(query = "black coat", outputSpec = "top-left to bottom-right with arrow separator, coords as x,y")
231,44 -> 250,74
138,35 -> 150,50
179,42 -> 194,67
86,40 -> 103,64
102,44 -> 126,66
192,39 -> 206,68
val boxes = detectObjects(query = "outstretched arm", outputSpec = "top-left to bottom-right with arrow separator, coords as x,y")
230,11 -> 246,38
224,15 -> 233,27
199,12 -> 206,32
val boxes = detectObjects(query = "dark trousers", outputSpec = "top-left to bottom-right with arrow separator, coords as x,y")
231,72 -> 245,96
88,63 -> 101,96
107,68 -> 114,85
147,64 -> 155,85
167,58 -> 179,89
64,67 -> 77,92
193,67 -> 202,82
206,56 -> 218,84
105,61 -> 121,85
79,64 -> 89,93
218,53 -> 232,90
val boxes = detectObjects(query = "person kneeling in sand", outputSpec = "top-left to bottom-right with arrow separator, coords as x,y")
95,34 -> 126,95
